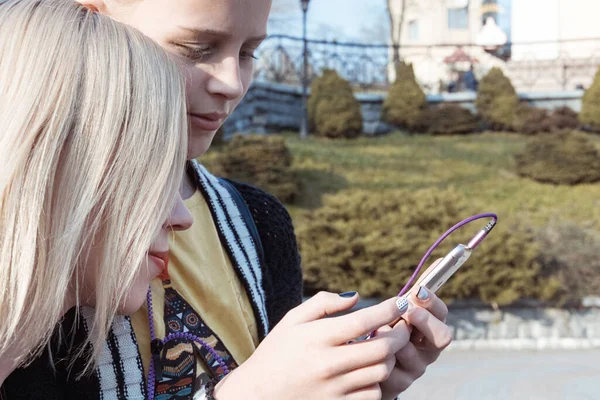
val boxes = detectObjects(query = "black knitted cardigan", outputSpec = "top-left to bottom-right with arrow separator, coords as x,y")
2,161 -> 303,399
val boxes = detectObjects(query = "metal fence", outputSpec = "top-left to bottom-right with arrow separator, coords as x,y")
253,35 -> 391,90
253,35 -> 600,92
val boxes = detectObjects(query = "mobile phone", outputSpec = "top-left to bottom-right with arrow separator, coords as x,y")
413,243 -> 471,294
357,217 -> 497,341
410,218 -> 495,295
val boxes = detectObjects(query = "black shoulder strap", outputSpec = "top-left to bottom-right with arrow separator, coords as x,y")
217,177 -> 266,266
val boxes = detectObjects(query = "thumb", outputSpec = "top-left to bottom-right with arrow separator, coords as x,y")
283,291 -> 360,326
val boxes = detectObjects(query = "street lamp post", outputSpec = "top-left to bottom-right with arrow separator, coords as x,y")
300,0 -> 310,139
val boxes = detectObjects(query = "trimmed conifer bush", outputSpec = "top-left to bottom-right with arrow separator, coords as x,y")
513,105 -> 551,135
424,104 -> 480,135
515,131 -> 600,185
297,188 -> 560,305
548,106 -> 579,132
382,62 -> 428,132
476,67 -> 519,130
580,67 -> 600,132
216,134 -> 299,202
307,69 -> 363,139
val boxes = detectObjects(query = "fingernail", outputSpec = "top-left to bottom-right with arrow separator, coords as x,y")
339,291 -> 357,298
417,287 -> 430,301
396,297 -> 409,315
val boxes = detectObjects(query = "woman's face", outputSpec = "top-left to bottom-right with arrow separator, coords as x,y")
81,193 -> 193,315
107,0 -> 272,159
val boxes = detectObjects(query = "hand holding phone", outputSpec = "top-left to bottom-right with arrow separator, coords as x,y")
390,216 -> 497,328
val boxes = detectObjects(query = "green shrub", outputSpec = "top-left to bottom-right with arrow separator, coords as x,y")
580,67 -> 600,132
307,69 -> 363,139
513,105 -> 551,135
476,67 -> 519,130
515,131 -> 600,185
216,134 -> 300,202
548,106 -> 580,132
297,188 -> 559,305
513,106 -> 579,135
382,62 -> 427,132
307,69 -> 334,132
424,104 -> 480,135
211,126 -> 226,147
537,222 -> 600,305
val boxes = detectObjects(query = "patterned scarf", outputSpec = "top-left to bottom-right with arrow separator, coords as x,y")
153,280 -> 237,400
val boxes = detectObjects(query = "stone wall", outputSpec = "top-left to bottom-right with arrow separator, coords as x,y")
345,298 -> 600,350
446,307 -> 600,351
224,81 -> 584,138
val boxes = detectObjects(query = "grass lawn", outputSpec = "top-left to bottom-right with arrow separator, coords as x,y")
203,131 -> 600,231
282,131 -> 600,231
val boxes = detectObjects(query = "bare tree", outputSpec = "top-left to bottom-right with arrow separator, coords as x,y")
387,0 -> 444,67
269,0 -> 299,32
387,0 -> 414,67
359,8 -> 390,43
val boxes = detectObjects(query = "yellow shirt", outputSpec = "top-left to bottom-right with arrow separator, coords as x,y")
130,189 -> 259,376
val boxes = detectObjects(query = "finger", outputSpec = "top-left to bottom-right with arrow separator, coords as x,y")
379,367 -> 416,396
322,297 -> 408,344
345,384 -> 382,400
393,341 -> 429,378
404,285 -> 449,347
411,287 -> 448,323
402,306 -> 453,349
334,321 -> 411,372
282,291 -> 360,326
337,356 -> 395,393
387,258 -> 443,330
379,342 -> 429,396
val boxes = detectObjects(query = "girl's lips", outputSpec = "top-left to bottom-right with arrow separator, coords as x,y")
188,113 -> 224,131
148,252 -> 169,280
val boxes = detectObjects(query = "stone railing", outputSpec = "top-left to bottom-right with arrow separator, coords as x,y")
341,298 -> 600,351
223,81 -> 584,138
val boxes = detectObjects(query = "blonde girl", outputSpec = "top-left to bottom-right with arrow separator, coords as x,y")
0,0 -> 192,386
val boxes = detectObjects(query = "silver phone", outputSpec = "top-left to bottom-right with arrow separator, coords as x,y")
417,244 -> 471,294
403,217 -> 496,297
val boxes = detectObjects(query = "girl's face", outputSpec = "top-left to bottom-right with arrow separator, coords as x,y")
122,192 -> 193,314
81,192 -> 193,315
108,0 -> 272,159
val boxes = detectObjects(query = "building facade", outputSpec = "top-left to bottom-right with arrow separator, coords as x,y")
388,0 -> 600,93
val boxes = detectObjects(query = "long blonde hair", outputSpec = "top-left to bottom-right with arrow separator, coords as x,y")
0,0 -> 188,369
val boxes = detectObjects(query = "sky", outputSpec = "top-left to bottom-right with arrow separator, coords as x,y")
268,0 -> 390,43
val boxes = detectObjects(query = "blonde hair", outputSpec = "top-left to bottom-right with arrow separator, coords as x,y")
0,0 -> 188,370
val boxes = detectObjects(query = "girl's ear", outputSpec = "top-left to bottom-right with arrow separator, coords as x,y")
74,0 -> 109,14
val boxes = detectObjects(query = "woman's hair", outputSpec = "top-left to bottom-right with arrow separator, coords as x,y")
0,0 -> 187,370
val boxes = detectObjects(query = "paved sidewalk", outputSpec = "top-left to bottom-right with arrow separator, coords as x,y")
400,349 -> 600,400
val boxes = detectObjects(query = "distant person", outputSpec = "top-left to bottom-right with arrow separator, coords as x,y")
464,64 -> 479,91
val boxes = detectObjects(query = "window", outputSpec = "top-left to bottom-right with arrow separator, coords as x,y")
448,7 -> 469,29
408,20 -> 419,41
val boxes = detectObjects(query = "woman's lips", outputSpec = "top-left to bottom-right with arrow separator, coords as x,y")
148,252 -> 169,280
188,113 -> 225,131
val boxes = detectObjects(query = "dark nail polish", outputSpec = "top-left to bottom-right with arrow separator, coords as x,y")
417,287 -> 430,301
339,291 -> 357,298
